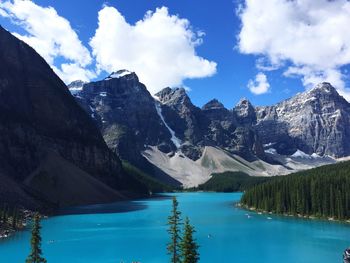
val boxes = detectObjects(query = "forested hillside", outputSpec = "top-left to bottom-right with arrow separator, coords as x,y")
241,161 -> 350,220
196,172 -> 271,192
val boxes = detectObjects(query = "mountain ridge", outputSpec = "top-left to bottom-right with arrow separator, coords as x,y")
69,71 -> 349,187
0,26 -> 147,209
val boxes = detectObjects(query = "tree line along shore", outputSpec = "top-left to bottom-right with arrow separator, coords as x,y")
241,161 -> 350,221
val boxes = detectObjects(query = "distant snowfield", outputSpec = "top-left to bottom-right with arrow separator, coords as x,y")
142,146 -> 338,188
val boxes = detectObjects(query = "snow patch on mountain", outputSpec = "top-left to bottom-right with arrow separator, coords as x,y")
291,149 -> 313,159
105,70 -> 132,80
311,153 -> 320,158
265,148 -> 277,154
89,105 -> 96,119
154,101 -> 182,148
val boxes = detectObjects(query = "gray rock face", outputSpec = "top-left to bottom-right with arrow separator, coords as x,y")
155,87 -> 209,159
256,83 -> 350,157
235,98 -> 257,125
73,71 -> 174,160
344,248 -> 350,263
202,99 -> 237,149
0,26 -> 144,209
233,99 -> 264,160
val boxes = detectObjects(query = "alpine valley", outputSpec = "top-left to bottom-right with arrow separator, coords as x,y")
1,22 -> 350,212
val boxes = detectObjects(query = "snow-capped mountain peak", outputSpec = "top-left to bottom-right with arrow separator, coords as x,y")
105,69 -> 133,80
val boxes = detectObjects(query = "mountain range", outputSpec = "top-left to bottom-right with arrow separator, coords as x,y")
69,70 -> 350,188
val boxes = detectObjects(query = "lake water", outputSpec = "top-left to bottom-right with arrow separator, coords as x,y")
1,192 -> 349,262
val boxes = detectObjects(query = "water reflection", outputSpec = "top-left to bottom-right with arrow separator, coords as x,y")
56,194 -> 173,215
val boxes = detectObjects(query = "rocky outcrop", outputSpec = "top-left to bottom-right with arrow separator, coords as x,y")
0,26 -> 144,209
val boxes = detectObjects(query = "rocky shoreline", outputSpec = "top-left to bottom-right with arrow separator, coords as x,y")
0,209 -> 35,239
237,203 -> 350,224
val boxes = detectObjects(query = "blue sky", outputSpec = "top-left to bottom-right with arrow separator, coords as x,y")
1,0 -> 350,108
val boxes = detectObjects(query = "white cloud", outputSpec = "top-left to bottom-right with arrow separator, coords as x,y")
0,2 -> 216,89
284,66 -> 350,101
0,0 -> 95,83
238,0 -> 350,100
53,63 -> 96,83
247,72 -> 270,95
90,6 -> 217,94
255,57 -> 283,72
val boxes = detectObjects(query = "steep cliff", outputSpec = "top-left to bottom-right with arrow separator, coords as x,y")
0,26 -> 143,208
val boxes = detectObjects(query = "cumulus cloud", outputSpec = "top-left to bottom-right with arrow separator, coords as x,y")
0,2 -> 216,90
0,0 -> 95,82
247,72 -> 270,95
238,0 -> 350,100
90,6 -> 217,94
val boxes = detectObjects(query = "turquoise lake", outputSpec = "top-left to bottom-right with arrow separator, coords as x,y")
1,192 -> 349,262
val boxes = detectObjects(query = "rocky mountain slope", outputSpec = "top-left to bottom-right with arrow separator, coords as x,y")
256,83 -> 350,157
72,70 -> 181,185
70,70 -> 349,188
0,26 -> 145,209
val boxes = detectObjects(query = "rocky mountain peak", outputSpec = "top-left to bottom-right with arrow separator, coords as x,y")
68,80 -> 85,88
274,82 -> 348,114
256,82 -> 350,157
308,82 -> 337,95
154,87 -> 172,100
235,98 -> 256,123
71,68 -> 177,170
67,80 -> 85,95
202,99 -> 225,110
236,97 -> 253,106
155,87 -> 191,107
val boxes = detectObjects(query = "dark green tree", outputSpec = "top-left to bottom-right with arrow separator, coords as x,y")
167,197 -> 182,263
1,203 -> 8,224
12,207 -> 18,229
26,213 -> 47,263
180,217 -> 200,263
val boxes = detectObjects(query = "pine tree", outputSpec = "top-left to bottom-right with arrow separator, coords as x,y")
180,217 -> 199,263
12,207 -> 17,229
2,203 -> 8,224
167,197 -> 182,263
26,213 -> 47,263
